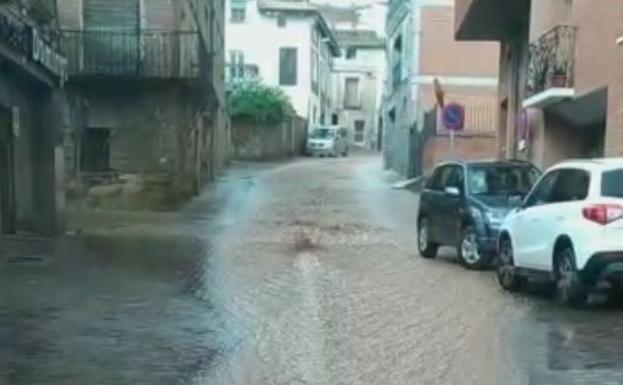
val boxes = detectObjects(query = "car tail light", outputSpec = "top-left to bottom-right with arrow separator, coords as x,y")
582,204 -> 623,225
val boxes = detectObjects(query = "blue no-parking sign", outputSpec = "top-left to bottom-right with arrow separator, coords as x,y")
441,103 -> 465,131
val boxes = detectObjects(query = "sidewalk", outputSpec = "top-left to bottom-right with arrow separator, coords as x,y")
0,160 -> 275,385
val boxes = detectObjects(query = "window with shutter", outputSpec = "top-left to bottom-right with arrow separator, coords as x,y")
344,78 -> 360,108
83,0 -> 140,74
279,47 -> 297,86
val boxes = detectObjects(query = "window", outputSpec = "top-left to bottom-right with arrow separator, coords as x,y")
354,120 -> 365,143
549,169 -> 590,203
427,166 -> 448,191
229,50 -> 244,79
279,47 -> 297,85
81,128 -> 111,172
346,47 -> 357,59
467,165 -> 540,195
444,166 -> 465,193
602,169 -> 623,198
344,77 -> 360,108
277,14 -> 286,27
311,51 -> 319,93
230,0 -> 246,22
331,113 -> 339,125
525,169 -> 589,207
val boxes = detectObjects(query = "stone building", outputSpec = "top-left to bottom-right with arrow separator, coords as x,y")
57,0 -> 228,209
0,1 -> 68,235
456,0 -> 623,168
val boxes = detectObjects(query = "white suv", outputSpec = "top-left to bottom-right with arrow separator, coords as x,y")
496,159 -> 623,306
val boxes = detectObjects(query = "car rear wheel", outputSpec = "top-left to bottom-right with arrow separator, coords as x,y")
458,225 -> 491,270
418,218 -> 438,259
555,246 -> 588,308
497,237 -> 523,292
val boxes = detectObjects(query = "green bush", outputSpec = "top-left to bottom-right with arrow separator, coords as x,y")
228,80 -> 294,125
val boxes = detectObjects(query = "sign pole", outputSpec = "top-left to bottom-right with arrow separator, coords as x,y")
441,102 -> 464,161
449,129 -> 455,159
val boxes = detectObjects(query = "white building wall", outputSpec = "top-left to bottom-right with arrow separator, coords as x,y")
334,47 -> 385,148
225,0 -> 313,119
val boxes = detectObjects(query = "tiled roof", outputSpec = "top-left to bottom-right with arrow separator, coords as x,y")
257,0 -> 341,56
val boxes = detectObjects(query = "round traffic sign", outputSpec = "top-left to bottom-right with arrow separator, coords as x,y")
442,103 -> 465,131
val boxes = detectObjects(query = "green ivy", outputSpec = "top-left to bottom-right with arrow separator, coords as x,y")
228,80 -> 294,125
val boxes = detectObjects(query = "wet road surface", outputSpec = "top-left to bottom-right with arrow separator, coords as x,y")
2,154 -> 623,385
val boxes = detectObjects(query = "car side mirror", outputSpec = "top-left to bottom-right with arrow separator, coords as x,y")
508,196 -> 523,208
444,186 -> 461,197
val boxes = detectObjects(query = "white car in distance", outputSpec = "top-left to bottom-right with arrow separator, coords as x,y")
497,158 -> 623,307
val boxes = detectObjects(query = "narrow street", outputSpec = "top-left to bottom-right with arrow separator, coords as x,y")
2,154 -> 623,385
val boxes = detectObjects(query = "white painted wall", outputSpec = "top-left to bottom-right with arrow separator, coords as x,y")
226,0 -> 336,124
333,46 -> 385,148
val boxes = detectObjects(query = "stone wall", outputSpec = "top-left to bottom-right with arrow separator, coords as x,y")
0,64 -> 65,235
231,116 -> 307,161
65,80 -> 226,210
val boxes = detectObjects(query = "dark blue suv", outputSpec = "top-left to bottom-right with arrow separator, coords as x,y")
417,160 -> 540,270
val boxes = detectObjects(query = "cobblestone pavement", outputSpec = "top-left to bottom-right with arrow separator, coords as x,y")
2,155 -> 623,385
203,155 -> 519,385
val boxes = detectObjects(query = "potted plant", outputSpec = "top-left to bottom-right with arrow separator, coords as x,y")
551,66 -> 568,88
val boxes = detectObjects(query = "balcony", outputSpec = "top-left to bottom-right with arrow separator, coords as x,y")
226,63 -> 260,83
523,25 -> 577,109
62,30 -> 200,80
454,0 -> 529,41
0,8 -> 66,81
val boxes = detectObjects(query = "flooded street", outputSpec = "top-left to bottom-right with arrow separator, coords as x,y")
2,154 -> 623,384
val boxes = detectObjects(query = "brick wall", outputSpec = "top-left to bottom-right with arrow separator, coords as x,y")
423,134 -> 498,174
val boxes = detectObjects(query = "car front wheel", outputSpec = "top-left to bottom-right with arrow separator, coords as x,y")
418,218 -> 438,259
458,225 -> 491,270
497,237 -> 523,292
555,246 -> 588,308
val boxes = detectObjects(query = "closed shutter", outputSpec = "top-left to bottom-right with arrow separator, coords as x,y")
144,0 -> 176,30
84,0 -> 140,30
83,0 -> 140,74
57,0 -> 82,29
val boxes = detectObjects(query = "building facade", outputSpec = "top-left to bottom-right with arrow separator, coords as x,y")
57,0 -> 228,208
225,0 -> 340,126
385,0 -> 500,178
332,30 -> 385,149
456,0 -> 623,168
0,1 -> 68,235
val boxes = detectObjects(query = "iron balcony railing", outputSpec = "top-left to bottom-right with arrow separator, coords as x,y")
62,30 -> 200,79
526,25 -> 577,98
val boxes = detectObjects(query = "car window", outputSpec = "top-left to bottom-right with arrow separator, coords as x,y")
524,171 -> 559,207
548,169 -> 590,203
439,166 -> 458,190
426,166 -> 446,191
467,165 -> 539,195
524,168 -> 589,207
446,166 -> 465,193
602,169 -> 623,198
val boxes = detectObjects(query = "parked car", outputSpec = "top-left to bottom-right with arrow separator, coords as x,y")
417,160 -> 540,269
497,159 -> 623,307
306,126 -> 349,157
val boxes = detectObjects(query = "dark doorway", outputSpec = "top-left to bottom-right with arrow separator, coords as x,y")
0,108 -> 16,234
81,127 -> 111,172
